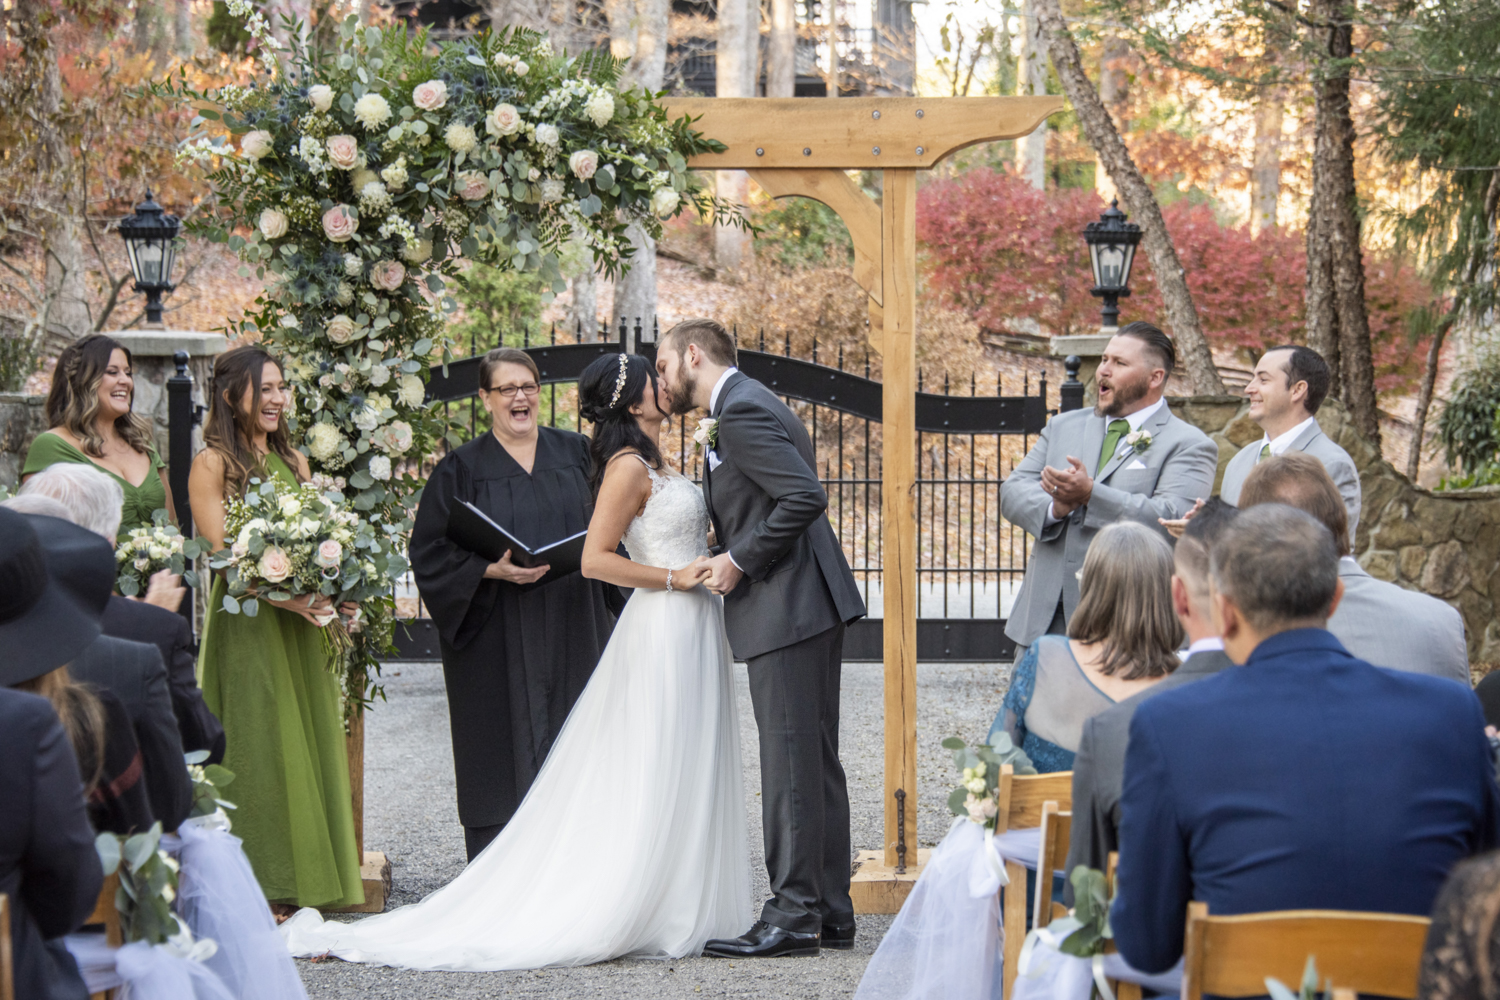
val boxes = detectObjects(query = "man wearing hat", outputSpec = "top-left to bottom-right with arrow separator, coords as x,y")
0,506 -> 108,1000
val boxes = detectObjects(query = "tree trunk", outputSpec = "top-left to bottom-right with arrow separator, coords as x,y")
1250,85 -> 1283,234
610,221 -> 657,348
1034,0 -> 1224,393
1094,36 -> 1129,203
482,0 -> 552,33
1406,315 -> 1450,482
715,0 -> 755,272
1016,0 -> 1047,190
609,0 -> 668,335
768,0 -> 796,97
567,267 -> 599,340
173,0 -> 193,57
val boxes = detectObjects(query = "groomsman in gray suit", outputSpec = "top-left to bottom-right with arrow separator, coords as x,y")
1001,322 -> 1218,648
1219,345 -> 1361,538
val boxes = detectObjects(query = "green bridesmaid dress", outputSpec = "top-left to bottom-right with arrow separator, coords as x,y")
199,454 -> 364,908
22,431 -> 168,534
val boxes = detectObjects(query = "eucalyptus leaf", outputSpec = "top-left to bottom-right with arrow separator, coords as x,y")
95,833 -> 122,875
222,594 -> 241,614
242,598 -> 259,617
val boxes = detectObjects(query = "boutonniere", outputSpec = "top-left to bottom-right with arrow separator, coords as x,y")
1123,428 -> 1153,456
693,417 -> 718,452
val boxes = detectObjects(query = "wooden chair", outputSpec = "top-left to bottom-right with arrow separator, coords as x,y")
997,765 -> 1073,1000
1181,901 -> 1431,1000
1,893 -> 14,1000
1031,800 -> 1070,930
85,874 -> 122,1000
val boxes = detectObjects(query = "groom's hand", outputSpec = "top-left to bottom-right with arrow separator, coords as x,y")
704,552 -> 744,595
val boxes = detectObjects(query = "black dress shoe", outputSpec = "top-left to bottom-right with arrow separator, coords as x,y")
703,921 -> 821,958
821,922 -> 856,950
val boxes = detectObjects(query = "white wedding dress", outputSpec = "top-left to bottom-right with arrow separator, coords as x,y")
281,461 -> 752,970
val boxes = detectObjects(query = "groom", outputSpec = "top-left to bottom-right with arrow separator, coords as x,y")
657,318 -> 867,959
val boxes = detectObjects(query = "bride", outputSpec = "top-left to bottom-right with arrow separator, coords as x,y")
281,352 -> 752,970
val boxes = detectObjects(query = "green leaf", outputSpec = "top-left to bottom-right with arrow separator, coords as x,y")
95,833 -> 122,875
184,749 -> 210,765
947,786 -> 969,816
119,577 -> 141,597
349,469 -> 375,489
222,594 -> 241,614
941,736 -> 966,750
1266,979 -> 1301,1000
204,764 -> 236,788
242,598 -> 259,617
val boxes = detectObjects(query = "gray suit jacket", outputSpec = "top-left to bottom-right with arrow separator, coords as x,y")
1000,403 -> 1218,646
1329,557 -> 1469,684
705,372 -> 866,660
70,635 -> 193,831
1064,649 -> 1233,898
1220,420 -> 1362,538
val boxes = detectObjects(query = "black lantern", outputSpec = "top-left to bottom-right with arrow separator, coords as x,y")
118,192 -> 181,326
1083,199 -> 1142,329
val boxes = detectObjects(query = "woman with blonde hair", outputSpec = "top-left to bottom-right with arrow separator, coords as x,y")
23,334 -> 175,534
190,345 -> 363,912
987,520 -> 1183,772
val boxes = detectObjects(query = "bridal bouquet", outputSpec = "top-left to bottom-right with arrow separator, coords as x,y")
115,509 -> 205,597
942,734 -> 1036,831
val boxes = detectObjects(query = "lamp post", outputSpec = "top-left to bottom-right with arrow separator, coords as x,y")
1083,198 -> 1142,330
117,192 -> 181,327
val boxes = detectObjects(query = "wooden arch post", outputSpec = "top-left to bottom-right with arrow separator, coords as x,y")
666,96 -> 1063,905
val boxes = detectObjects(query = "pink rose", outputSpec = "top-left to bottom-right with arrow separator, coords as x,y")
257,546 -> 292,584
322,204 -> 359,243
456,171 -> 490,202
412,79 -> 448,111
569,149 -> 599,180
315,539 -> 343,569
370,260 -> 406,291
325,134 -> 359,170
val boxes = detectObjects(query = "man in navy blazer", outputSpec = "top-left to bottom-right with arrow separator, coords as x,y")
1111,504 -> 1499,975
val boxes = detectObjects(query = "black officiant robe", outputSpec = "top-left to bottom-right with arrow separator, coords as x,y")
410,427 -> 615,830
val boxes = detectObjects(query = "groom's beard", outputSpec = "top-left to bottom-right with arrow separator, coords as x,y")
667,369 -> 699,416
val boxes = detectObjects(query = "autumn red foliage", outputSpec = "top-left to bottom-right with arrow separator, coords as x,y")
918,169 -> 1433,391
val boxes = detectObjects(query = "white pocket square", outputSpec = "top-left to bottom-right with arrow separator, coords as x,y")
1124,458 -> 1148,471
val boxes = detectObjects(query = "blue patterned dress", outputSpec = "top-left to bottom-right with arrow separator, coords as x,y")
987,635 -> 1120,773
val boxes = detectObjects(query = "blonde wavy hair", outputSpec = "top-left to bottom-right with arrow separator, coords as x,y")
46,335 -> 156,459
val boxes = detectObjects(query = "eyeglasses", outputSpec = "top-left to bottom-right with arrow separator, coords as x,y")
483,382 -> 541,398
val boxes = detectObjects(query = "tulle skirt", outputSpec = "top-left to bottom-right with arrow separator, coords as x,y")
281,584 -> 752,970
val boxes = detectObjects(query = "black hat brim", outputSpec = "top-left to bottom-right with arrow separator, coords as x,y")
0,574 -> 101,686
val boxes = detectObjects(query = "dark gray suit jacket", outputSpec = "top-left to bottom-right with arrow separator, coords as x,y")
704,372 -> 866,660
1064,648 -> 1233,898
69,635 -> 193,831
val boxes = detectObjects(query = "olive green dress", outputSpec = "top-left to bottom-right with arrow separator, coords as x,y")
23,432 -> 168,534
199,454 -> 364,908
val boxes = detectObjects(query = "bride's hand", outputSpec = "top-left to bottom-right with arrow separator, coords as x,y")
267,592 -> 334,626
672,557 -> 713,591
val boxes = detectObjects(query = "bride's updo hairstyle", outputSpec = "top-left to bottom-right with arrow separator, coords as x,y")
578,352 -> 665,494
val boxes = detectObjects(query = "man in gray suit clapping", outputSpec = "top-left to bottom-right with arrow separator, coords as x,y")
1001,322 -> 1218,650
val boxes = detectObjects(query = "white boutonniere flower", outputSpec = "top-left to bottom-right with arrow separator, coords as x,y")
693,417 -> 719,451
1123,428 -> 1153,455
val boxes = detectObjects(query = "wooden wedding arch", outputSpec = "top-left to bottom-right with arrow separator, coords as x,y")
663,95 -> 1065,902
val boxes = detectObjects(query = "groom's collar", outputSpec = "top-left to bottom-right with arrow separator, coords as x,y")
1109,395 -> 1166,432
709,367 -> 741,416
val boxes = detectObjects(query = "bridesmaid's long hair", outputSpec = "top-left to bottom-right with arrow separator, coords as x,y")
578,353 -> 664,495
46,334 -> 155,459
203,346 -> 304,497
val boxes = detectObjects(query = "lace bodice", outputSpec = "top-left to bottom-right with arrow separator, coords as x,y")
621,460 -> 711,570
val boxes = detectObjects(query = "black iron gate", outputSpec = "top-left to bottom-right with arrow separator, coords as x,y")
389,319 -> 1075,663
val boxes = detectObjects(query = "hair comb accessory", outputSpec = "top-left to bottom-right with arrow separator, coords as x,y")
608,353 -> 629,408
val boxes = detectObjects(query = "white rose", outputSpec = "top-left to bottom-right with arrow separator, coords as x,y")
367,363 -> 392,387
258,208 -> 288,240
334,281 -> 354,306
306,422 -> 345,461
278,495 -> 303,517
148,545 -> 168,561
456,170 -> 491,202
534,123 -> 560,148
651,187 -> 680,216
514,60 -> 529,77
308,84 -> 334,112
380,160 -> 408,189
325,314 -> 356,344
353,92 -> 392,131
396,373 -> 426,408
372,420 -> 414,455
325,134 -> 359,170
584,89 -> 615,127
412,79 -> 448,111
444,122 -> 478,153
257,546 -> 292,584
569,149 -> 599,180
353,404 -> 380,431
240,130 -> 274,160
368,455 -> 392,481
486,102 -> 521,137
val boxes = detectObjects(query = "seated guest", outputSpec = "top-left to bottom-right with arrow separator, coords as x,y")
1418,849 -> 1500,1000
1239,452 -> 1468,683
0,507 -> 108,1000
1112,504 -> 1499,975
1066,499 -> 1239,887
988,520 -> 1183,772
19,462 -> 225,761
3,497 -> 192,831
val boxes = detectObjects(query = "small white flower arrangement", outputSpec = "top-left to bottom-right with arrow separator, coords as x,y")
942,734 -> 1035,832
693,417 -> 719,451
1123,428 -> 1153,455
115,510 -> 205,597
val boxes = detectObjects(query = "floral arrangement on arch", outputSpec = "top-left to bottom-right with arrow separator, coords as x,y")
159,2 -> 738,705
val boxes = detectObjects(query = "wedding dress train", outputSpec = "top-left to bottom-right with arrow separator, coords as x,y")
281,463 -> 752,970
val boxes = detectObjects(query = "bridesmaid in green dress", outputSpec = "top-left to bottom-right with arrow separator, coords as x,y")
23,334 -> 176,534
190,345 -> 364,911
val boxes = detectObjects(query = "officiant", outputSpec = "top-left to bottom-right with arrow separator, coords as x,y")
411,347 -> 616,862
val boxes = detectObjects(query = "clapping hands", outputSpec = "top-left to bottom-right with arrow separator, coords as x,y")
1040,457 -> 1094,516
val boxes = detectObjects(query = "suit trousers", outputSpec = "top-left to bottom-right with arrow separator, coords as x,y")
746,622 -> 853,934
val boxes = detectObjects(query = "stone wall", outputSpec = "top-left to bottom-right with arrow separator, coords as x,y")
0,393 -> 47,490
1171,395 -> 1500,671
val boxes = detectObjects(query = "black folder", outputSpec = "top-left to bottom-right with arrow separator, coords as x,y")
446,500 -> 589,585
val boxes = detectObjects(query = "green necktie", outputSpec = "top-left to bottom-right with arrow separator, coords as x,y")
1259,443 -> 1271,461
1098,419 -> 1130,474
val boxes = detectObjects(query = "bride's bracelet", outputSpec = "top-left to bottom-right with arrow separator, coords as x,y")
665,568 -> 674,593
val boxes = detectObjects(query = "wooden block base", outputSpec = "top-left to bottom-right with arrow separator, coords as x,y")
850,848 -> 930,914
322,851 -> 391,914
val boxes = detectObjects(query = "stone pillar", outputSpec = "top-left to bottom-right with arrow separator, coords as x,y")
1049,331 -> 1114,407
0,393 -> 48,490
105,331 -> 230,463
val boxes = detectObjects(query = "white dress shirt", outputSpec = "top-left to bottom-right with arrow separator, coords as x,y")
1185,636 -> 1225,656
1255,415 -> 1318,461
1045,396 -> 1168,523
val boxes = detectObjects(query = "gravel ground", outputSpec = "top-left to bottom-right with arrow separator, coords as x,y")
297,656 -> 1011,999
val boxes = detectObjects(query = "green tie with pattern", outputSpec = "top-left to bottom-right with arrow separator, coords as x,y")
1098,419 -> 1130,474
1259,443 -> 1271,461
